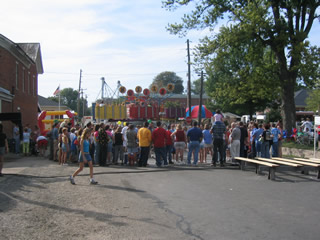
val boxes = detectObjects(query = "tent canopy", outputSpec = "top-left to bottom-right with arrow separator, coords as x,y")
186,105 -> 213,119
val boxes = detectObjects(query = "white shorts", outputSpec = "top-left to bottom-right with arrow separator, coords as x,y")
174,142 -> 185,150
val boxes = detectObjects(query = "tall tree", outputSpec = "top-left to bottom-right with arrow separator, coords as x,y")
48,88 -> 89,117
150,71 -> 184,94
163,0 -> 320,133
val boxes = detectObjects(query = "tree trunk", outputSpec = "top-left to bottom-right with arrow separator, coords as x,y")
280,74 -> 296,136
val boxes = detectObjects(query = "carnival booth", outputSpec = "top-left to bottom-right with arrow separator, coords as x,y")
38,110 -> 76,136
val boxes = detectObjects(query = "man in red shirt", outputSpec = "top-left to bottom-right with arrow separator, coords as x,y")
152,121 -> 169,167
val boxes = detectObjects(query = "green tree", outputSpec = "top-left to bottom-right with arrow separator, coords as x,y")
306,89 -> 320,113
150,71 -> 184,94
163,0 -> 320,134
191,78 -> 206,95
48,88 -> 89,118
197,25 -> 281,117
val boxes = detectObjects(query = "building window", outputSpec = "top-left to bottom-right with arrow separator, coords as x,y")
15,62 -> 19,90
33,75 -> 35,96
28,72 -> 30,94
22,67 -> 25,92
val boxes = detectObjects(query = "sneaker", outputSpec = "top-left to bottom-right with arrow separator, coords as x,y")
90,179 -> 98,185
69,176 -> 75,185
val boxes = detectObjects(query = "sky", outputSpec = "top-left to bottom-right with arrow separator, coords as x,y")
1,1 -> 320,106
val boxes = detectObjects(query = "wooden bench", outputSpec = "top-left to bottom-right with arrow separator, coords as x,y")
256,157 -> 302,167
294,158 -> 320,164
273,157 -> 320,179
235,157 -> 279,180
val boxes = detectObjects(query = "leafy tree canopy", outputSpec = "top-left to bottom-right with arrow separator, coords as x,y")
163,0 -> 320,133
306,89 -> 320,113
150,71 -> 184,94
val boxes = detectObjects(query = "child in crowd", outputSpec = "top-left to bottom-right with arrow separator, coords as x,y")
23,127 -> 31,156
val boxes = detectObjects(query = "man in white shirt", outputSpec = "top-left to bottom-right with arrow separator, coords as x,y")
301,118 -> 313,132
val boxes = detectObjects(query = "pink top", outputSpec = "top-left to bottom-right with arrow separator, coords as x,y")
214,113 -> 223,122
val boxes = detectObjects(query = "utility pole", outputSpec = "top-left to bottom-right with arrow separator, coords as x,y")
77,69 -> 82,121
187,39 -> 192,120
101,77 -> 105,100
198,71 -> 204,124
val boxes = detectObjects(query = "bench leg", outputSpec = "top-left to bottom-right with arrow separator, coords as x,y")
269,168 -> 276,180
240,160 -> 245,170
317,167 -> 320,179
302,169 -> 309,175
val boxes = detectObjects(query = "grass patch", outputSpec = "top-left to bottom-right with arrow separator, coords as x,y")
282,141 -> 314,150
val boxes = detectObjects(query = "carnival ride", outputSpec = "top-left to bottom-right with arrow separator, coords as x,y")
93,78 -> 186,122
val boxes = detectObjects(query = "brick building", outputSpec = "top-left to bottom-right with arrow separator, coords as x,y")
0,34 -> 43,138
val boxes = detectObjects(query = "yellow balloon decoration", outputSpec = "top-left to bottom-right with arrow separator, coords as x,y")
135,86 -> 142,93
117,121 -> 122,125
151,85 -> 158,93
119,86 -> 126,94
167,83 -> 175,92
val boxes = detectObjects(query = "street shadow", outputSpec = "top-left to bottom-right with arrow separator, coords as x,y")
97,184 -> 146,193
4,191 -> 174,230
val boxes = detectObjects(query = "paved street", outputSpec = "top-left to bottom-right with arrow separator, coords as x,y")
1,154 -> 320,240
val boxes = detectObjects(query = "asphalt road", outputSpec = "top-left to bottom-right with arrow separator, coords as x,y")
1,155 -> 320,240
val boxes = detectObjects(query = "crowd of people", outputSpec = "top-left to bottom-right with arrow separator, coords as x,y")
45,114 -> 290,171
1,112 -> 320,181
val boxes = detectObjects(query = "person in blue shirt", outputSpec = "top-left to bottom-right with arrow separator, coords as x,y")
202,124 -> 213,163
187,121 -> 203,165
252,124 -> 264,157
271,123 -> 280,157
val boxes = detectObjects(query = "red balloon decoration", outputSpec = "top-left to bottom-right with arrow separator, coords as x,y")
127,89 -> 134,97
159,88 -> 166,96
143,88 -> 150,96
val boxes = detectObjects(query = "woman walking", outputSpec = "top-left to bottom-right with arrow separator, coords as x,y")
69,128 -> 98,185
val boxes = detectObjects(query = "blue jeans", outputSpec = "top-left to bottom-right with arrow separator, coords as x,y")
154,147 -> 167,167
166,145 -> 173,163
272,141 -> 278,157
187,141 -> 200,164
14,138 -> 20,154
261,141 -> 270,158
